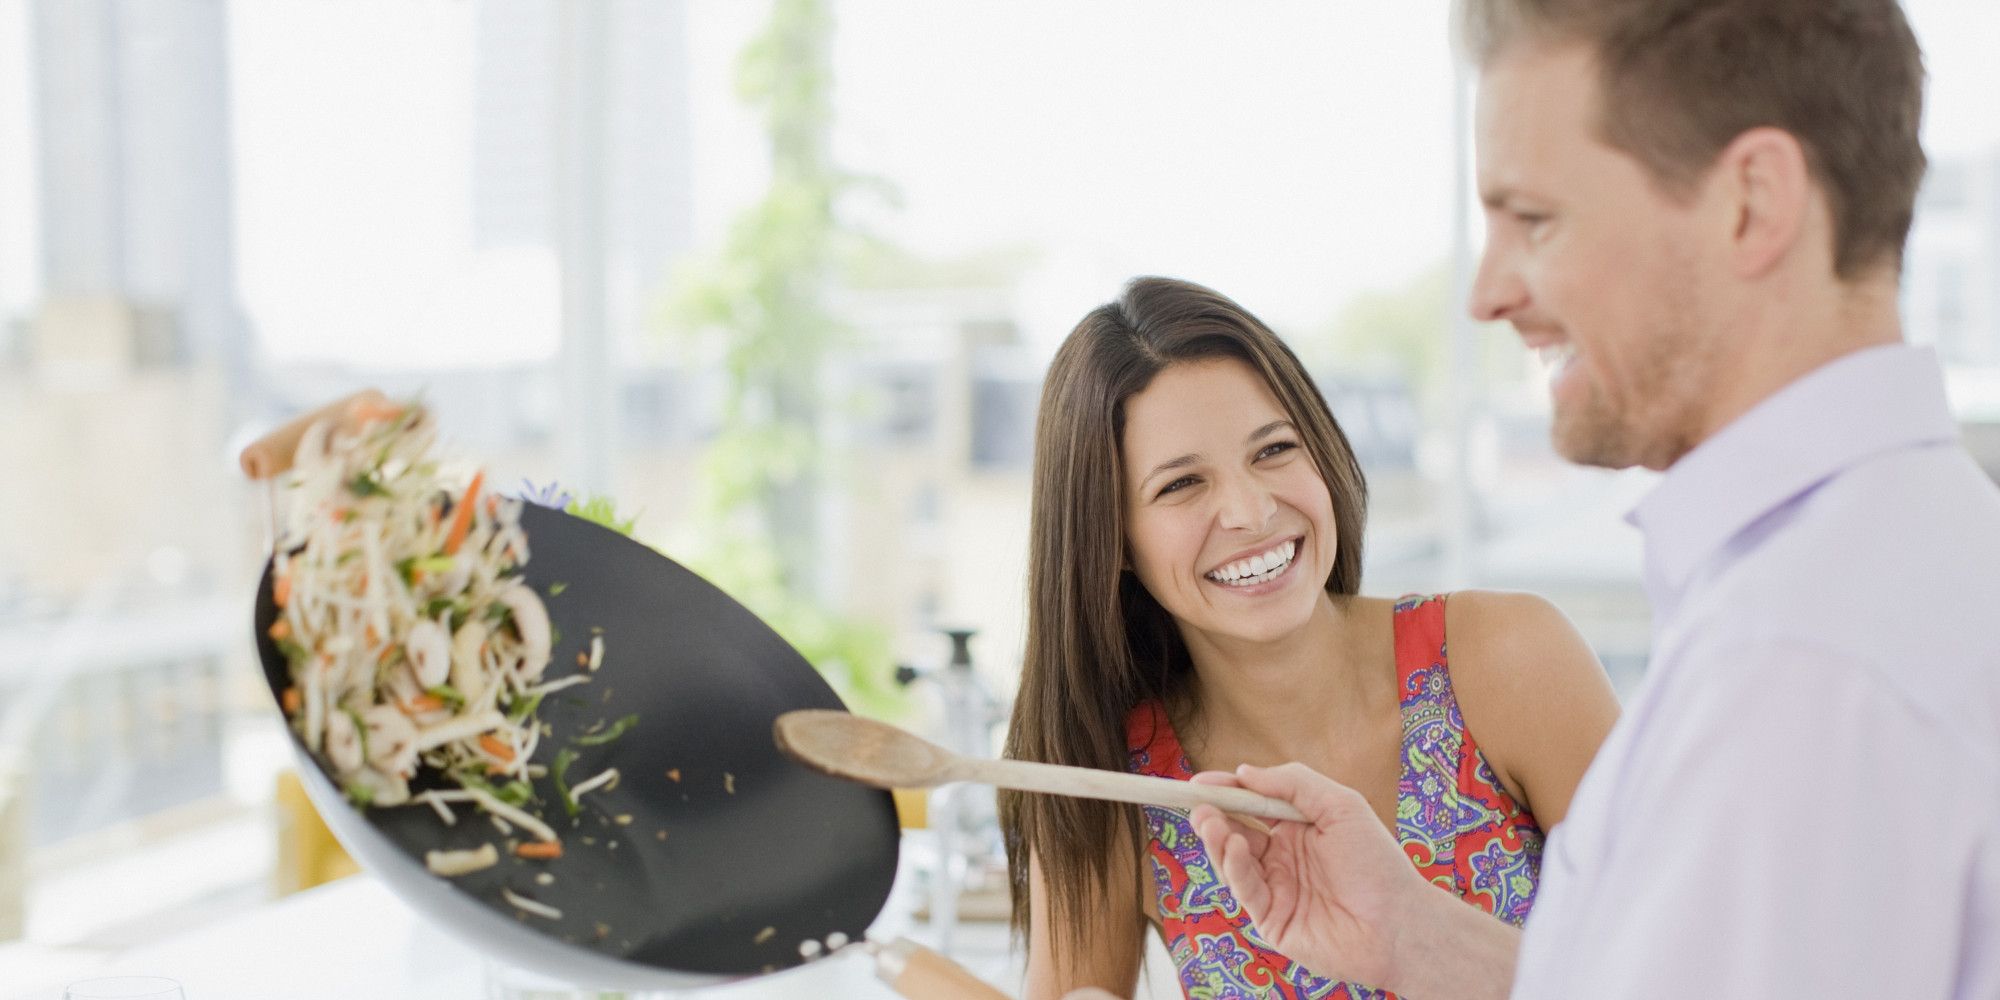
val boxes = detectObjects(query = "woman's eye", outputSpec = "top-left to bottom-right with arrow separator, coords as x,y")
1256,441 -> 1298,461
1157,476 -> 1198,498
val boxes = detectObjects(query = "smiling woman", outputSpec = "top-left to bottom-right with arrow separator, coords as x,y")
1000,277 -> 1622,1000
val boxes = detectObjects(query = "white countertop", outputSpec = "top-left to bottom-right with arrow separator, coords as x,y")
3,874 -> 1003,1000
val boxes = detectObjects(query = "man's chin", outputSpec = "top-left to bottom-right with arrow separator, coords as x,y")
1551,412 -> 1643,471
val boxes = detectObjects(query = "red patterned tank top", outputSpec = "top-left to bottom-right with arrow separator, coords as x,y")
1124,594 -> 1544,999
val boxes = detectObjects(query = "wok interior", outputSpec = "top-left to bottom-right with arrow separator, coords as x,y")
252,503 -> 901,980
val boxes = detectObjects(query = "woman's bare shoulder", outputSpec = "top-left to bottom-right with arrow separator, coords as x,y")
1439,589 -> 1619,826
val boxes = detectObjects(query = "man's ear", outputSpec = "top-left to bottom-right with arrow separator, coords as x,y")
1715,127 -> 1813,279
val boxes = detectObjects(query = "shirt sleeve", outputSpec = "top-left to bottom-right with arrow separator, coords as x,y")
1514,638 -> 1983,999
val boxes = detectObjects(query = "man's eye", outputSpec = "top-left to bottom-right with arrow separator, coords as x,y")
1157,476 -> 1198,497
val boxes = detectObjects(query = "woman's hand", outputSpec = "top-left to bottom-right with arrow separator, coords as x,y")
1188,763 -> 1435,990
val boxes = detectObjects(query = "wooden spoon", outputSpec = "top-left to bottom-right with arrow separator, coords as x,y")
773,709 -> 1306,825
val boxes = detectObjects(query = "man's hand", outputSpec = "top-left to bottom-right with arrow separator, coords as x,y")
1188,763 -> 1439,991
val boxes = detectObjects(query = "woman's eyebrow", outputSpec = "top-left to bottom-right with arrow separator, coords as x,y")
1139,452 -> 1200,492
1246,419 -> 1293,443
1137,421 -> 1295,491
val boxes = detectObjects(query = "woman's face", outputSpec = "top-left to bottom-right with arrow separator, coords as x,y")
1120,357 -> 1338,649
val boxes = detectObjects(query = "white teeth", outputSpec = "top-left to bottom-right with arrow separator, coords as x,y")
1536,344 -> 1577,375
1207,539 -> 1297,586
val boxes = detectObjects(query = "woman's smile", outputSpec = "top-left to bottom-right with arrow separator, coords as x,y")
1203,536 -> 1303,593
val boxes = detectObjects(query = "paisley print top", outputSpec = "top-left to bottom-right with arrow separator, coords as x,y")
1124,594 -> 1544,999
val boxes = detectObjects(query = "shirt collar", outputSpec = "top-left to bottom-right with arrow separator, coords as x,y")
1626,344 -> 1960,613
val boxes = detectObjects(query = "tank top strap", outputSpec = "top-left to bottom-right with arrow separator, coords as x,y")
1392,592 -> 1450,705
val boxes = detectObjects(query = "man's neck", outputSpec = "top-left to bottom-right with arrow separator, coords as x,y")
1687,271 -> 1904,456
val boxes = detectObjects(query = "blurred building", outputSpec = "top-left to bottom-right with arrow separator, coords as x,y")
8,0 -> 249,600
1906,147 -> 2000,367
472,0 -> 695,363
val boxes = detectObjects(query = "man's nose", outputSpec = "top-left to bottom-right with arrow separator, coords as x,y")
1468,242 -> 1527,323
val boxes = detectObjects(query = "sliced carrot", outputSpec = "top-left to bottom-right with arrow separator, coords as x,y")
515,841 -> 562,860
402,693 -> 444,714
478,733 -> 516,762
268,619 -> 292,641
280,687 -> 302,715
365,624 -> 380,646
273,573 -> 292,608
442,471 -> 485,556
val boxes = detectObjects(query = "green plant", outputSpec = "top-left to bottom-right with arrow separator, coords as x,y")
656,0 -> 902,717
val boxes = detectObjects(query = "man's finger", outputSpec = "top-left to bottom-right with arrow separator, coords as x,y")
1234,761 -> 1366,825
1192,803 -> 1269,856
1213,829 -> 1273,922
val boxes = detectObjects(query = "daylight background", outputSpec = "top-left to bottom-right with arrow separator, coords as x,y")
1,1 -> 1997,995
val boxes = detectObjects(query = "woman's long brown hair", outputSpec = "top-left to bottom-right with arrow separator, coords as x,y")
999,277 -> 1369,976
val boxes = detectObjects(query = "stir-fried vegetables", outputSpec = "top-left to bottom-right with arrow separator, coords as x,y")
269,402 -> 564,837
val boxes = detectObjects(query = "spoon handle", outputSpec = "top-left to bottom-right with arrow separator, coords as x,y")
951,756 -> 1307,823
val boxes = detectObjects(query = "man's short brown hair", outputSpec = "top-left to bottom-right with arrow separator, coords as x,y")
1458,0 -> 1927,279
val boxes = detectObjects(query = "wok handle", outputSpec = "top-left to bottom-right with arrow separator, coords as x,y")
872,937 -> 1010,1000
238,388 -> 394,480
952,756 -> 1307,824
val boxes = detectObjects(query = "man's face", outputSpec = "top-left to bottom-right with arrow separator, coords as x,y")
1470,43 -> 1723,471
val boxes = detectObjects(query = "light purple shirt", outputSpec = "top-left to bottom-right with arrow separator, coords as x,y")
1513,345 -> 2000,998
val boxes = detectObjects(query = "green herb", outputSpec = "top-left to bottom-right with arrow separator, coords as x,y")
345,782 -> 374,808
551,748 -> 581,817
412,555 -> 457,576
548,581 -> 568,596
505,692 -> 545,723
349,473 -> 389,498
500,779 -> 534,806
456,772 -> 535,808
565,494 -> 640,536
427,684 -> 466,711
571,714 -> 639,747
346,708 -> 370,759
274,638 -> 311,667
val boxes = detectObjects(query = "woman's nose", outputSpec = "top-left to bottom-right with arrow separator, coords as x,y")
1215,475 -> 1277,533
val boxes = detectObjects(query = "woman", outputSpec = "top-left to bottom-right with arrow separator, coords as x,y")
1001,277 -> 1619,999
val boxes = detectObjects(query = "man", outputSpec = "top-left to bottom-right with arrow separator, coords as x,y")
1076,0 -> 2000,996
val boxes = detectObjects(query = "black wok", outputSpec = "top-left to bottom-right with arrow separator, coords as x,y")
252,502 -> 901,989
